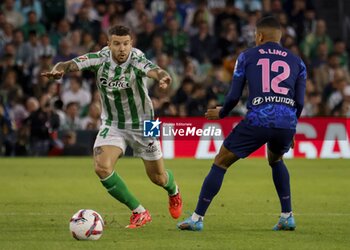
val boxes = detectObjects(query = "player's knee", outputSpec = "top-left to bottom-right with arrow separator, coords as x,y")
94,158 -> 114,178
149,173 -> 167,186
268,158 -> 283,167
214,154 -> 230,168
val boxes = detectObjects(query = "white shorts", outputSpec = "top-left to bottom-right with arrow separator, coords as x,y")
93,125 -> 162,161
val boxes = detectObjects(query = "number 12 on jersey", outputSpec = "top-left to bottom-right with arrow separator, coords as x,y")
257,58 -> 290,95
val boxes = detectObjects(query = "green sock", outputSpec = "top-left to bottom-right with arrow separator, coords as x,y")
164,169 -> 177,196
101,171 -> 140,210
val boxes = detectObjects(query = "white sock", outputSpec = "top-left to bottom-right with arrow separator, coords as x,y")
191,212 -> 204,222
132,205 -> 146,214
281,212 -> 292,218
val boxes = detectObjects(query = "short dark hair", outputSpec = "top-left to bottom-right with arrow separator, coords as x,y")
108,25 -> 131,37
256,16 -> 281,30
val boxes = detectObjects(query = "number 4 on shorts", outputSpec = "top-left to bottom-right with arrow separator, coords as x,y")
99,128 -> 109,139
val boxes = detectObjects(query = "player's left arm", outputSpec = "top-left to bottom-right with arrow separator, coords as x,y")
206,53 -> 246,120
147,68 -> 172,90
294,60 -> 307,118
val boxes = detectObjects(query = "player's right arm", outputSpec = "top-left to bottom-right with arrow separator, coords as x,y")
41,60 -> 79,79
41,49 -> 107,79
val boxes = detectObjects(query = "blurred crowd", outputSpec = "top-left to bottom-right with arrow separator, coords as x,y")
0,0 -> 350,156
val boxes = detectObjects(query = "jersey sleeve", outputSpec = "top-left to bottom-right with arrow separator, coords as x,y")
294,59 -> 307,118
131,49 -> 159,75
219,52 -> 247,118
72,50 -> 107,72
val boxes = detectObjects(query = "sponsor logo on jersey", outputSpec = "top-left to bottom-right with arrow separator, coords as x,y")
99,77 -> 130,89
252,96 -> 295,106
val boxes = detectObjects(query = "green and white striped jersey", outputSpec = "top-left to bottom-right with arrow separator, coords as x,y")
73,47 -> 158,130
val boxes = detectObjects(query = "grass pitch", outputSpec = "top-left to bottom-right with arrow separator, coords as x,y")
0,157 -> 349,250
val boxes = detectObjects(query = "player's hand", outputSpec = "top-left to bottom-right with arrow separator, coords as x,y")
41,70 -> 64,79
159,76 -> 171,89
205,107 -> 222,120
291,135 -> 295,149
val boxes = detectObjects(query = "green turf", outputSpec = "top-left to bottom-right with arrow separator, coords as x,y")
0,158 -> 349,250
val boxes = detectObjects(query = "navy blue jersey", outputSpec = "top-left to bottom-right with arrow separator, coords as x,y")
219,42 -> 307,129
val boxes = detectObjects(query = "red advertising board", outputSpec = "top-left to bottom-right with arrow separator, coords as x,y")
159,117 -> 350,159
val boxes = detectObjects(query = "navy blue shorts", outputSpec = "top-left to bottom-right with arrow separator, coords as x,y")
223,120 -> 296,158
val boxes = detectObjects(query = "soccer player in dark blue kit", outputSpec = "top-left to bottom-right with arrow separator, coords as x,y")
177,16 -> 306,231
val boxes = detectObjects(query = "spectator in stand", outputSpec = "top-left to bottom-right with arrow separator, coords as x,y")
23,93 -> 60,156
21,10 -> 45,40
213,1 -> 243,36
153,53 -> 179,93
145,35 -> 166,61
70,30 -> 85,55
302,7 -> 317,40
234,0 -> 262,12
277,12 -> 296,40
0,22 -> 14,45
101,2 -> 125,32
189,20 -> 217,64
217,20 -> 240,59
80,101 -> 101,130
314,53 -> 350,92
65,0 -> 84,23
310,42 -> 328,69
2,0 -> 24,28
184,0 -> 214,36
186,83 -> 207,116
0,69 -> 22,107
15,0 -> 43,23
163,18 -> 188,59
333,39 -> 349,69
80,32 -> 95,53
49,19 -> 71,50
0,95 -> 16,156
300,19 -> 333,62
125,0 -> 152,35
241,11 -> 259,47
25,96 -> 39,114
53,38 -> 77,65
321,68 -> 348,103
38,34 -> 56,59
0,44 -> 26,91
172,77 -> 195,109
41,0 -> 65,28
301,79 -> 322,117
31,53 -> 53,89
60,130 -> 89,156
32,68 -> 53,99
108,3 -> 127,30
137,19 -> 156,51
61,75 -> 91,108
327,78 -> 350,115
72,5 -> 101,41
96,32 -> 108,51
61,102 -> 82,131
13,29 -> 26,67
182,56 -> 206,83
22,30 -> 42,70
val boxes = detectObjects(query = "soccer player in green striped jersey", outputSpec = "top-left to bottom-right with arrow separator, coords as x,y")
41,25 -> 182,229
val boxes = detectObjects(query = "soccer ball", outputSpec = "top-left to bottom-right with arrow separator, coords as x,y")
69,209 -> 104,240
